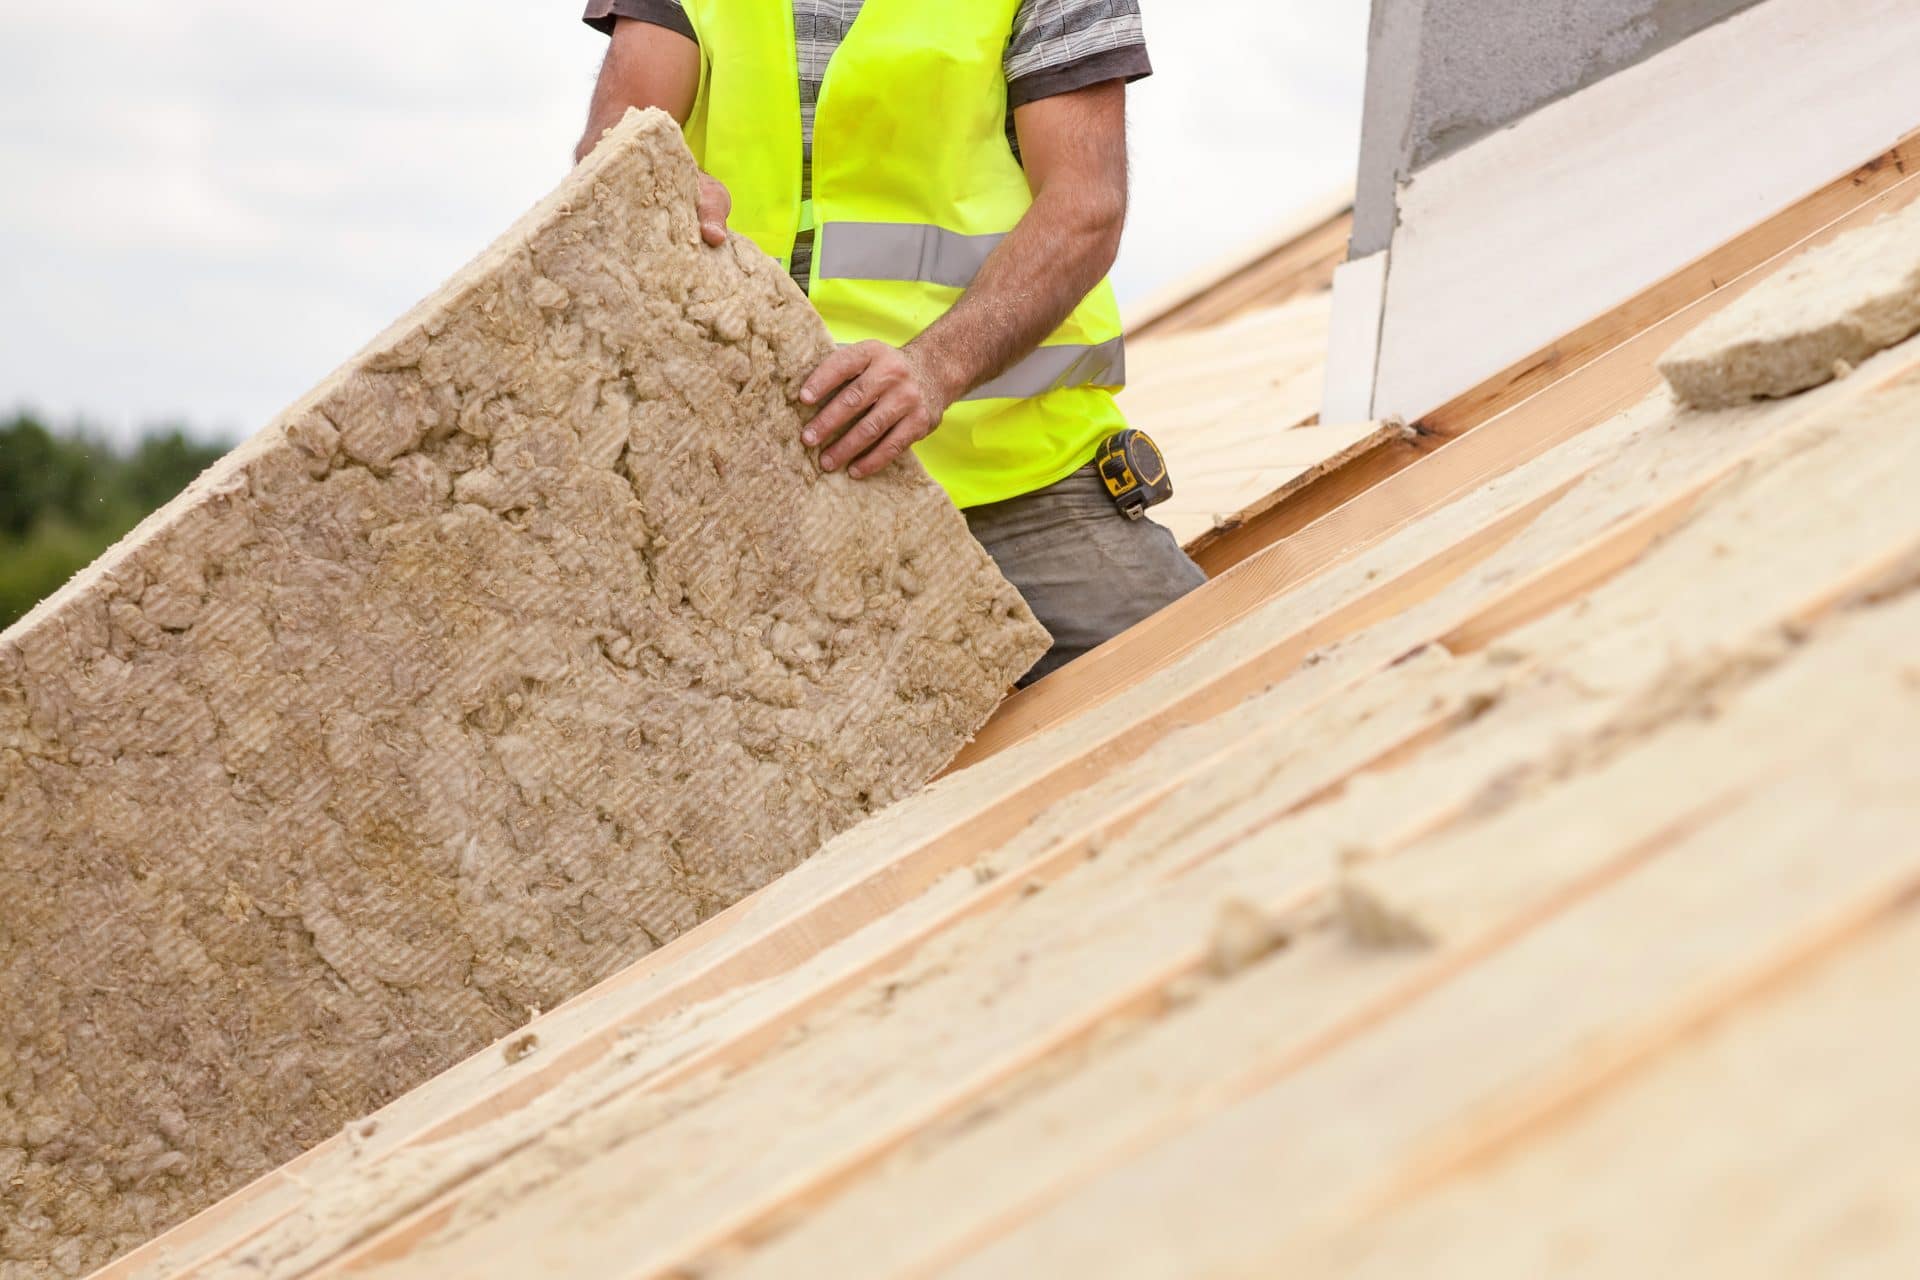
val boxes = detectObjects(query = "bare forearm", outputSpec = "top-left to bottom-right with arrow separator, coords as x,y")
575,19 -> 699,163
908,181 -> 1124,402
577,69 -> 638,163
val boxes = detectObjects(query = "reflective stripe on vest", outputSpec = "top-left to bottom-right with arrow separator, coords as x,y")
816,221 -> 1007,290
818,221 -> 1127,400
967,337 -> 1126,402
682,0 -> 1132,509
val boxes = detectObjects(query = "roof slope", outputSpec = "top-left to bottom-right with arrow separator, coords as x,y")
1122,188 -> 1353,340
1115,194 -> 1417,575
1120,292 -> 1400,549
101,133 -> 1920,1280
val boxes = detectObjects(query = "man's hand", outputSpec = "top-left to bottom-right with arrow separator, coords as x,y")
695,174 -> 732,247
799,340 -> 958,479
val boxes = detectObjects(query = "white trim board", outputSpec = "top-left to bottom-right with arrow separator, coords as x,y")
1322,251 -> 1388,424
1365,0 -> 1920,424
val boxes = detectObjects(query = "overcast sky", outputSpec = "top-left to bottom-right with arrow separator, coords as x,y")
0,3 -> 1369,443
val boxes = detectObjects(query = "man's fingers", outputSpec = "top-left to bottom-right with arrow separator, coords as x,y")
801,345 -> 882,443
697,175 -> 732,247
820,393 -> 913,473
802,343 -> 875,409
847,417 -> 929,480
799,342 -> 935,473
806,375 -> 878,450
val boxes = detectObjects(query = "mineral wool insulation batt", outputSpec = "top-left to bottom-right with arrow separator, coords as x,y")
0,108 -> 1047,1275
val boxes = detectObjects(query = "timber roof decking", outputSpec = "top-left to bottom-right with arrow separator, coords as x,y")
1119,191 -> 1406,566
99,131 -> 1920,1279
1122,292 -> 1403,553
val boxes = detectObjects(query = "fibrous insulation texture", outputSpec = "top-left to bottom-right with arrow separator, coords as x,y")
1659,195 -> 1920,408
0,108 -> 1046,1277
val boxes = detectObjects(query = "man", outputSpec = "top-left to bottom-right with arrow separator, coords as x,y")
577,0 -> 1204,684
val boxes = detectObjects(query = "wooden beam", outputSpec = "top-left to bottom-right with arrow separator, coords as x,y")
261,330 -> 1920,1280
950,158 -> 1920,770
110,138 -> 1920,1280
1307,911 -> 1920,1279
1124,191 -> 1353,340
935,599 -> 1920,1279
1193,127 -> 1920,578
329,361 -> 1920,1280
1187,431 -> 1432,576
710,386 -> 1920,1280
1119,296 -> 1373,550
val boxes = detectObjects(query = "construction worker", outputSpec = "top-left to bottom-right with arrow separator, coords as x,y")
576,1 -> 1205,685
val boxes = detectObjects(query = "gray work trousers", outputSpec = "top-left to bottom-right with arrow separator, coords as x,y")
964,464 -> 1208,687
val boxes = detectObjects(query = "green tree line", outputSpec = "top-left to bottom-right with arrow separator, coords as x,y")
0,411 -> 228,629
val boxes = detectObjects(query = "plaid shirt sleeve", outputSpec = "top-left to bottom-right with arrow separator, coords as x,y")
1005,0 -> 1153,108
580,1 -> 1150,108
582,0 -> 695,41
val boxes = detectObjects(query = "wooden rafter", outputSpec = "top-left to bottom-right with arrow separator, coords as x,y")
98,128 -> 1920,1280
953,143 -> 1920,769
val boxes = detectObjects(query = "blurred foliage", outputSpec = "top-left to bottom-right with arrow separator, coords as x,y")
0,410 -> 227,628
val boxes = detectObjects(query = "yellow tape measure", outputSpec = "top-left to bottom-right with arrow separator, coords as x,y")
1095,429 -> 1174,519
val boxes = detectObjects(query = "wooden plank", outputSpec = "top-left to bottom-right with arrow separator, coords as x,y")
132,318 -> 1918,1280
115,143 -> 1920,1280
1188,431 -> 1432,577
1118,296 -> 1375,548
944,597 -> 1920,1279
640,355 -> 1920,1274
957,477 -> 1570,771
1193,126 -> 1920,579
714,371 -> 1920,1279
1300,905 -> 1920,1278
1433,481 -> 1713,657
1161,421 -> 1399,549
706,351 -> 1920,1280
330,361 -> 1920,1280
1124,192 -> 1353,341
304,337 -> 1920,1280
951,161 -> 1920,768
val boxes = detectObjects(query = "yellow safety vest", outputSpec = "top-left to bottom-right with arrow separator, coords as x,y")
678,0 -> 1130,509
